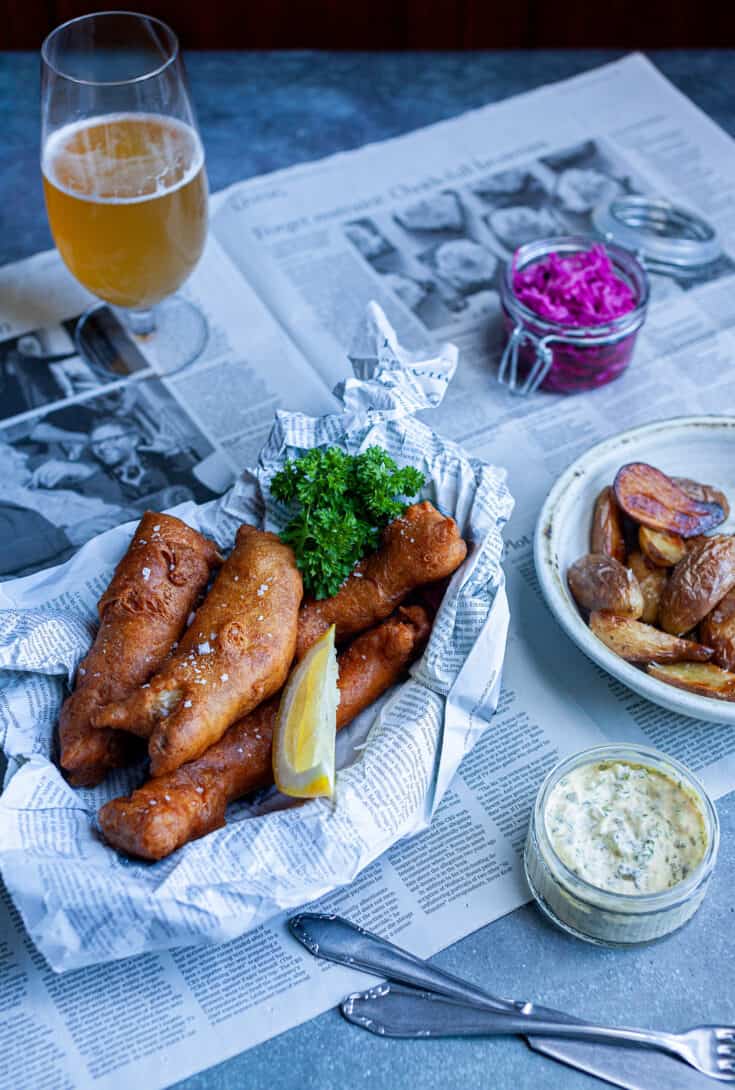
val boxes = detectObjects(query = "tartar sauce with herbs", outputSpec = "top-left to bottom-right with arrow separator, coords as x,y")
545,760 -> 708,895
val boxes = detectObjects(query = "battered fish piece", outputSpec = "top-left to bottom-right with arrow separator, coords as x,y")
58,512 -> 221,787
98,605 -> 432,860
295,501 -> 466,659
94,525 -> 303,776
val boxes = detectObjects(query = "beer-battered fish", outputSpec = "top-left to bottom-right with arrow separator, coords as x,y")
98,605 -> 431,859
59,512 -> 221,787
94,525 -> 303,776
295,501 -> 466,659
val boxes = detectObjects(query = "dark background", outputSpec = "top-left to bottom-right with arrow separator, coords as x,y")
5,0 -> 735,49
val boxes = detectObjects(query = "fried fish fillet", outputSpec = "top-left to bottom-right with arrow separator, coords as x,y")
295,501 -> 466,659
58,512 -> 221,787
94,524 -> 303,776
98,605 -> 431,860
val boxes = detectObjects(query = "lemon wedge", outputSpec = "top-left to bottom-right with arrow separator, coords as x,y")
273,624 -> 339,798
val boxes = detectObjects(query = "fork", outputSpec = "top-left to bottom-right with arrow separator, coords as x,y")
342,982 -> 735,1082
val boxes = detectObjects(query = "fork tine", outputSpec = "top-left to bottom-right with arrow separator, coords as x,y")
716,1029 -> 735,1040
718,1045 -> 735,1056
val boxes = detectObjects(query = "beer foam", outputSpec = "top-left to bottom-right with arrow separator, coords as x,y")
42,112 -> 205,205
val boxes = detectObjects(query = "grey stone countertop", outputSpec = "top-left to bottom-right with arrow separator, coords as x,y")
1,48 -> 734,1090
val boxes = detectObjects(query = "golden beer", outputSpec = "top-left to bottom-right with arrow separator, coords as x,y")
43,113 -> 207,309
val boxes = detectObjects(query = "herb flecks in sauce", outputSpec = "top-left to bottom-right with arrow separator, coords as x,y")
545,761 -> 708,895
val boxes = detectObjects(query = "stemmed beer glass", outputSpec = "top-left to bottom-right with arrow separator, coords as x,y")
41,12 -> 209,374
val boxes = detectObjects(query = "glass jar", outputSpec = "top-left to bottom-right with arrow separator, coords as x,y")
524,744 -> 720,947
498,235 -> 650,395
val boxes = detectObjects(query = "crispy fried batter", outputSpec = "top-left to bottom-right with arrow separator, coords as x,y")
59,512 -> 221,786
295,501 -> 466,659
94,525 -> 303,776
98,605 -> 432,860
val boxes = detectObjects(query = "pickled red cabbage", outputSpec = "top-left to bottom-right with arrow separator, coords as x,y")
512,245 -> 636,327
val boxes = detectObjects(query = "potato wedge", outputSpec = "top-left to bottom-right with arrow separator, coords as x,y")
614,462 -> 725,537
685,534 -> 711,554
590,612 -> 713,664
700,586 -> 735,670
659,536 -> 735,635
627,550 -> 667,624
590,486 -> 626,562
638,525 -> 687,567
647,661 -> 735,701
673,477 -> 730,521
568,554 -> 644,618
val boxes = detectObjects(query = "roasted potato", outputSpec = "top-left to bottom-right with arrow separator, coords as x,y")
638,525 -> 687,567
589,612 -> 713,664
673,477 -> 730,521
627,550 -> 668,624
568,554 -> 644,618
685,534 -> 711,554
659,536 -> 735,635
590,486 -> 626,562
700,586 -> 735,670
647,661 -> 735,701
614,462 -> 725,537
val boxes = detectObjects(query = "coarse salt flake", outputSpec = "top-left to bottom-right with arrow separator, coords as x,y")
141,567 -> 151,581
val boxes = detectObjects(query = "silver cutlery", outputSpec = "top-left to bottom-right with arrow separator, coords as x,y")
289,913 -> 720,1089
342,982 -> 735,1083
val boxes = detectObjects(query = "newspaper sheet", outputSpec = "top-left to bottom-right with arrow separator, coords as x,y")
3,51 -> 735,1090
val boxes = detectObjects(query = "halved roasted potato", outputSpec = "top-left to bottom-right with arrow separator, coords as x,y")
568,554 -> 643,617
614,463 -> 725,537
673,477 -> 731,521
590,486 -> 626,562
638,525 -> 687,567
647,661 -> 735,701
590,612 -> 713,664
627,550 -> 668,625
659,536 -> 735,635
700,586 -> 735,670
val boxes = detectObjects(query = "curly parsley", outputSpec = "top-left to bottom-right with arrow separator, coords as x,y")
271,446 -> 424,599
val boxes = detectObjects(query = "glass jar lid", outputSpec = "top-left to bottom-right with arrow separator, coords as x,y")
592,195 -> 721,272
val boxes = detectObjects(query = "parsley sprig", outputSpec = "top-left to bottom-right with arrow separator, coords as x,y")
271,446 -> 424,599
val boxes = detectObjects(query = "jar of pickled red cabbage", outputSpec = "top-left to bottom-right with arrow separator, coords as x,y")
498,236 -> 649,395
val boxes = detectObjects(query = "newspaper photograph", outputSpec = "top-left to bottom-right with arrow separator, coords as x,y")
3,52 -> 735,1090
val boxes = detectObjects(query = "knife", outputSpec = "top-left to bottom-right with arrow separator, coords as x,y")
288,913 -> 712,1090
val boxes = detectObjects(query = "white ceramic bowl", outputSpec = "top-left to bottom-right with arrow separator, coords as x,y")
534,415 -> 735,725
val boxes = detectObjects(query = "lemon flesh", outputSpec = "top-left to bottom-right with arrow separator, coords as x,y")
273,625 -> 339,798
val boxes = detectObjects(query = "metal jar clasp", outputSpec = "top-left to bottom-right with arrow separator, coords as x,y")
497,323 -> 554,396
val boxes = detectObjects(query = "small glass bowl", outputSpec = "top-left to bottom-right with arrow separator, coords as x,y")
499,235 -> 650,395
524,744 -> 719,947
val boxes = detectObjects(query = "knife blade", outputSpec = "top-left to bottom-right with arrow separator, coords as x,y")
288,913 -> 712,1090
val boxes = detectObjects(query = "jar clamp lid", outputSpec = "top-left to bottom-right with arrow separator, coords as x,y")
592,195 -> 722,275
498,199 -> 720,396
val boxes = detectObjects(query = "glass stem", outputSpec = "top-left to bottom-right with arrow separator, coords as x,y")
125,307 -> 156,336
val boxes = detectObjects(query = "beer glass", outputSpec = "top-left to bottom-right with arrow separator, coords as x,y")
41,12 -> 209,373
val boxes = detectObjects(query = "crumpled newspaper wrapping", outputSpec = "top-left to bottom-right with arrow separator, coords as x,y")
0,304 -> 513,972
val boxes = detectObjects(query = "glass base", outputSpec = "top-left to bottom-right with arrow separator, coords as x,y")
74,295 -> 209,380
